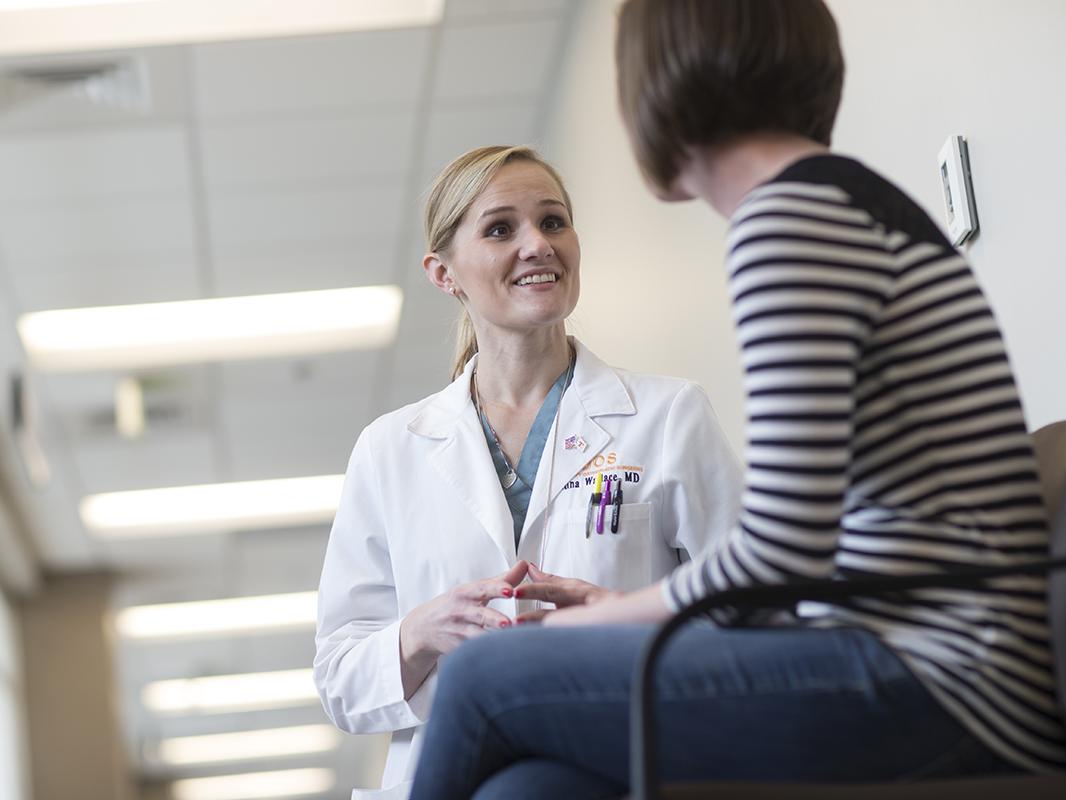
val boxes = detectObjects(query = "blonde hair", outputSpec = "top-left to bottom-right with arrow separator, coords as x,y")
423,145 -> 574,379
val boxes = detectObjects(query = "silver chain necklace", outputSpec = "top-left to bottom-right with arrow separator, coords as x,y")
472,353 -> 574,491
472,370 -> 519,489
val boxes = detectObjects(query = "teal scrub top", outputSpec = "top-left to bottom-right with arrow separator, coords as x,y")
478,363 -> 574,549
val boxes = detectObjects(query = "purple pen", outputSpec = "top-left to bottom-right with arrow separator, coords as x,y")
596,477 -> 611,534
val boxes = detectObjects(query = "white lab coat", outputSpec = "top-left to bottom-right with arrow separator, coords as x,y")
314,340 -> 741,799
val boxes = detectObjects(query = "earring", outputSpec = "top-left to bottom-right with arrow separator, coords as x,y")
448,286 -> 457,296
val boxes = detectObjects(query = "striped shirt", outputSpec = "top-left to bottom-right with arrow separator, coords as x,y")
667,155 -> 1066,772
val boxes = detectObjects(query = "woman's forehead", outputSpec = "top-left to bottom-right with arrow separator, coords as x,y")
475,162 -> 564,209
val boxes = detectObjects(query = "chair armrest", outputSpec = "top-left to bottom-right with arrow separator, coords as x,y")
630,556 -> 1066,800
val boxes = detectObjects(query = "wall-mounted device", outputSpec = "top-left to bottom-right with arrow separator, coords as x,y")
938,135 -> 979,247
9,372 -> 51,489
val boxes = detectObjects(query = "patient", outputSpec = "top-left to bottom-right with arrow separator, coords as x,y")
407,1 -> 1066,798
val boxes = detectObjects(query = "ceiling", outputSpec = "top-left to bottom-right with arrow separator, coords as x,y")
0,0 -> 579,794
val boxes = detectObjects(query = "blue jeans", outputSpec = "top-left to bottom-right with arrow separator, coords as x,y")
409,624 -> 1018,800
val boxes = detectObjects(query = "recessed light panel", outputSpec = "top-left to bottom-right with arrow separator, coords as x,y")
142,668 -> 319,715
154,724 -> 340,766
170,768 -> 335,800
115,591 -> 317,640
19,286 -> 402,372
81,475 -> 344,539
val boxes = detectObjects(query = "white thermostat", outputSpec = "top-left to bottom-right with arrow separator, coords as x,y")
938,135 -> 979,247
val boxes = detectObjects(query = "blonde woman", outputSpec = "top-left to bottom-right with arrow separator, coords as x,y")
314,146 -> 741,799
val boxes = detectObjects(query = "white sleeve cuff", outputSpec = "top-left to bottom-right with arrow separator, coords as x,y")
319,619 -> 434,734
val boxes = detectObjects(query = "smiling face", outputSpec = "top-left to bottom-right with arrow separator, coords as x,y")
437,160 -> 580,337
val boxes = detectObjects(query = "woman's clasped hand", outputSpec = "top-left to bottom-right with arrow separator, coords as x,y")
398,561 -> 529,697
513,563 -> 619,625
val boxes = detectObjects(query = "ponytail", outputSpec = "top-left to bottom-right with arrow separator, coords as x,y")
451,307 -> 478,380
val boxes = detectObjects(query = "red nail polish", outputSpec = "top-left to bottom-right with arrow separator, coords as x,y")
514,588 -> 524,598
499,620 -> 511,628
501,587 -> 513,598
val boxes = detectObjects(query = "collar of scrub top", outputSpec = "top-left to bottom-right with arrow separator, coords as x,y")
406,338 -> 637,564
476,353 -> 575,492
406,338 -> 636,439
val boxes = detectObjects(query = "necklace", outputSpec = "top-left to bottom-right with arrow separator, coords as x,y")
472,372 -> 519,489
472,352 -> 575,492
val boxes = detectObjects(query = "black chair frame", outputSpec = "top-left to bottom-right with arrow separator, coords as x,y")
630,556 -> 1066,800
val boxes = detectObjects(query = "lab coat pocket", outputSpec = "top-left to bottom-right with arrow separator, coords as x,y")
566,502 -> 654,592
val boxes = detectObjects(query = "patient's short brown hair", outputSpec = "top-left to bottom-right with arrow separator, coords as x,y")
616,0 -> 844,192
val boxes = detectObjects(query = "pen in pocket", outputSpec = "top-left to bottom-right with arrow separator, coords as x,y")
585,472 -> 603,538
610,479 -> 623,534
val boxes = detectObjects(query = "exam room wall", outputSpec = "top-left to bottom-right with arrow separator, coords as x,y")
544,0 -> 1066,445
0,587 -> 31,800
541,0 -> 745,452
18,572 -> 135,800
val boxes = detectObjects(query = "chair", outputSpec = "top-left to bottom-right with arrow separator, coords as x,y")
629,421 -> 1066,800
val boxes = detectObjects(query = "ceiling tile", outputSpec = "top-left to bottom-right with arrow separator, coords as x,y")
421,101 -> 539,180
0,195 -> 197,264
217,351 -> 379,481
8,250 -> 201,310
199,110 -> 416,189
0,124 -> 189,204
71,429 -> 217,495
431,18 -> 564,104
190,28 -> 432,119
206,181 -> 406,250
95,531 -> 233,574
445,0 -> 574,22
212,242 -> 397,297
223,424 -> 357,481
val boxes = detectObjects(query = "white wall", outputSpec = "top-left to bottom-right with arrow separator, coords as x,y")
829,0 -> 1066,430
542,0 -> 745,451
544,0 -> 1066,444
0,590 -> 30,800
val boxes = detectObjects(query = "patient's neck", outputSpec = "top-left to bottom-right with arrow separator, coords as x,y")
682,133 -> 829,218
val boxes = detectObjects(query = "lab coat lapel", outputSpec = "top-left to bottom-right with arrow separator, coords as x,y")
427,415 -> 516,562
541,398 -> 610,509
408,359 -> 516,563
523,340 -> 636,535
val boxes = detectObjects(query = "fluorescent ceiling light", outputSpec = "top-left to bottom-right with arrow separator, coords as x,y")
171,768 -> 334,800
115,591 -> 316,640
155,724 -> 340,766
18,285 -> 402,372
0,0 -> 444,56
142,668 -> 319,715
81,474 -> 343,539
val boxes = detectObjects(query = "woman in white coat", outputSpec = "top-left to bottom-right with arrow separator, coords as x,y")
314,145 -> 741,799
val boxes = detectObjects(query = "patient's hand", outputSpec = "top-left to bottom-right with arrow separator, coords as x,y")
525,581 -> 674,627
513,564 -> 620,624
